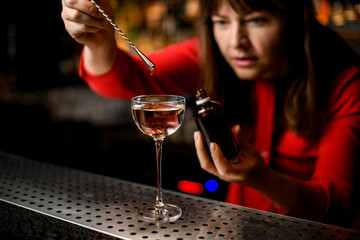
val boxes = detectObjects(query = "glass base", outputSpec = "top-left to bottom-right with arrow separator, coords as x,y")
138,204 -> 182,222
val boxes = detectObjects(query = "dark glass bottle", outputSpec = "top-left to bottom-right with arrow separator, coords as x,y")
193,89 -> 238,162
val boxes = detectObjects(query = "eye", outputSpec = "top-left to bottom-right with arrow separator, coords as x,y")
213,19 -> 228,26
248,17 -> 265,24
243,11 -> 269,26
245,17 -> 266,26
211,16 -> 229,26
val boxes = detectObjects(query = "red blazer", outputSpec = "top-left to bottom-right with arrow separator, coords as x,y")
79,38 -> 360,228
226,69 -> 360,228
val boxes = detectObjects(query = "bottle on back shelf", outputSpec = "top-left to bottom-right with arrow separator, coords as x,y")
193,89 -> 239,162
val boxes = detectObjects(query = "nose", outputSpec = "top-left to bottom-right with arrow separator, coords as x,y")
230,22 -> 249,48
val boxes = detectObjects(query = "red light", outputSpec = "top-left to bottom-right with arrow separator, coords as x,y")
178,180 -> 204,195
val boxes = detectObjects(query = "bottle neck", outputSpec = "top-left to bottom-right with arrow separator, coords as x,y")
196,96 -> 210,105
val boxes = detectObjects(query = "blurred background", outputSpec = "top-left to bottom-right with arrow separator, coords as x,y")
0,0 -> 359,201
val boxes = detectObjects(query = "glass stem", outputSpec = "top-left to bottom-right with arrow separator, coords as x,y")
154,139 -> 164,209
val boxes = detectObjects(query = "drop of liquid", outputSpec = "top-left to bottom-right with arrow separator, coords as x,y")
150,67 -> 154,76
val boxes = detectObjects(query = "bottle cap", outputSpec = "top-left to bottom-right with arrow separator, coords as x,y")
195,89 -> 210,105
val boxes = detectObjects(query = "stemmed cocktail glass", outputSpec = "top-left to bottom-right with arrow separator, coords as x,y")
131,95 -> 185,222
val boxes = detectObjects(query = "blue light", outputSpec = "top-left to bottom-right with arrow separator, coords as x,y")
205,179 -> 218,192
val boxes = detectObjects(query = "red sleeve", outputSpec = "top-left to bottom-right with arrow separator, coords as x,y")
79,38 -> 201,99
287,66 -> 360,225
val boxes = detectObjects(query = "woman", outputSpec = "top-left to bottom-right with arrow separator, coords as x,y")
61,0 -> 360,228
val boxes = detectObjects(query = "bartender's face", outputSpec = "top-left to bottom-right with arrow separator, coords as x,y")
212,0 -> 289,80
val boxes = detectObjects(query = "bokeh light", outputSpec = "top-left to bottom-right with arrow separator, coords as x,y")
178,180 -> 203,195
205,179 -> 218,192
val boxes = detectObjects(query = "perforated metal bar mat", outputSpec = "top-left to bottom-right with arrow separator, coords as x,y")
0,152 -> 359,240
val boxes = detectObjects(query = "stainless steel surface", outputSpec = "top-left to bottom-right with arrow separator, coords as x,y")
89,0 -> 155,74
0,152 -> 359,240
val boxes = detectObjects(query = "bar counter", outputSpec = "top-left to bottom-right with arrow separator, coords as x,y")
0,152 -> 359,240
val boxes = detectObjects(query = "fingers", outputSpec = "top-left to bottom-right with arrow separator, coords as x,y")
65,7 -> 105,29
195,125 -> 267,184
63,0 -> 101,19
62,0 -> 105,28
61,0 -> 107,42
195,125 -> 250,182
231,124 -> 242,144
62,18 -> 102,45
65,20 -> 102,38
232,124 -> 250,150
194,131 -> 219,177
209,142 -> 233,178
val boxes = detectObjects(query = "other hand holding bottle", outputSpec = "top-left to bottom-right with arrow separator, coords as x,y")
194,124 -> 269,188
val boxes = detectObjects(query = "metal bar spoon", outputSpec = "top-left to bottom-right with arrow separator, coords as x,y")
90,0 -> 155,75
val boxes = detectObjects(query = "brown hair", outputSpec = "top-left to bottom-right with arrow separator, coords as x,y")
197,0 -> 359,136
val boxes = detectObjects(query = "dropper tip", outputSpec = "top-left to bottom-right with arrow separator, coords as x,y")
150,67 -> 155,76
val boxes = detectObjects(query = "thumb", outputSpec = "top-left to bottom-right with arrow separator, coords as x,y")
232,125 -> 246,147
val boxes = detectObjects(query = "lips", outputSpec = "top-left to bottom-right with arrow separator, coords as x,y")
232,57 -> 257,67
